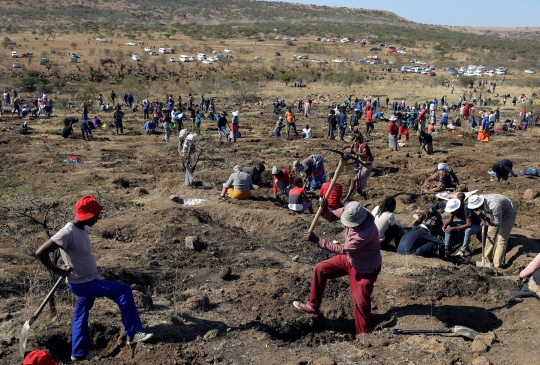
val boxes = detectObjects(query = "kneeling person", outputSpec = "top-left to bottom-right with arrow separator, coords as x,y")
288,177 -> 314,214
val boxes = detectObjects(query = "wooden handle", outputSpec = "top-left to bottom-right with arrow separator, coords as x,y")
308,158 -> 344,234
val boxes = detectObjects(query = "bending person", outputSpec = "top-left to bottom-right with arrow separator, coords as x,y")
219,165 -> 253,200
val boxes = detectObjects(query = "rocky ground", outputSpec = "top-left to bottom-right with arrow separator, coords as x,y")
1,101 -> 540,365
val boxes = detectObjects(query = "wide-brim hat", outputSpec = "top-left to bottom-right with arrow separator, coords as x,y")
340,201 -> 368,227
445,199 -> 461,213
467,195 -> 485,210
232,111 -> 240,117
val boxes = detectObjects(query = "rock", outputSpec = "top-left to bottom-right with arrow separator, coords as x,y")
356,350 -> 374,359
405,335 -> 425,346
523,189 -> 539,200
220,267 -> 232,280
185,295 -> 210,310
313,357 -> 335,365
472,332 -> 497,353
472,356 -> 491,365
203,329 -> 219,341
185,236 -> 202,250
421,338 -> 447,354
132,290 -> 153,310
170,194 -> 180,202
291,255 -> 299,262
133,187 -> 148,196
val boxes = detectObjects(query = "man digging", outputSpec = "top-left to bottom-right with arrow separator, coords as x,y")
36,196 -> 153,361
293,199 -> 381,338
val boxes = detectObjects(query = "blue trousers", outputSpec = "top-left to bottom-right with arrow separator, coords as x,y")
444,221 -> 481,251
68,279 -> 142,357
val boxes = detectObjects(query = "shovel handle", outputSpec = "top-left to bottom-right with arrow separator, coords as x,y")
28,267 -> 72,326
392,328 -> 452,335
308,158 -> 344,234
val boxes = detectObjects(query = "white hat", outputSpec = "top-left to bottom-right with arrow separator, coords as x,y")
467,195 -> 485,210
232,111 -> 240,117
272,166 -> 280,175
437,163 -> 447,171
340,202 -> 368,227
445,199 -> 461,213
233,164 -> 242,172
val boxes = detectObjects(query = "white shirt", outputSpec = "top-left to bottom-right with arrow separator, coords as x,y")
371,206 -> 396,242
302,128 -> 312,138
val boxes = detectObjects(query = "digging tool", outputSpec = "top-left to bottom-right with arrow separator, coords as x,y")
392,326 -> 481,340
476,224 -> 492,268
307,149 -> 363,234
20,267 -> 72,358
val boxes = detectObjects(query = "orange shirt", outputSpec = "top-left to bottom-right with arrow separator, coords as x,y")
285,111 -> 295,123
366,110 -> 373,123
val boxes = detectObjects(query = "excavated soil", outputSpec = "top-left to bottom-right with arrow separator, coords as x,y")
1,103 -> 540,365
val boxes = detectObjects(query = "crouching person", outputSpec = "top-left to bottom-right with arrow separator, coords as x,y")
512,252 -> 540,299
288,177 -> 314,214
397,224 -> 445,258
219,165 -> 253,200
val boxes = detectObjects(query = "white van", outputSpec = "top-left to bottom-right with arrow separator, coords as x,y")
197,53 -> 206,60
11,51 -> 18,58
159,48 -> 166,54
179,55 -> 189,62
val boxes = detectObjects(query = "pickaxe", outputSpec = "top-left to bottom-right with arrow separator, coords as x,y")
307,148 -> 364,234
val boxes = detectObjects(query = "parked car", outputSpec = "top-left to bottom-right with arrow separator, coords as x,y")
11,51 -> 18,58
132,54 -> 141,61
197,53 -> 207,60
12,61 -> 21,68
180,55 -> 189,62
284,36 -> 289,40
275,36 -> 281,40
159,48 -> 166,53
397,50 -> 407,54
254,56 -> 265,60
170,57 -> 176,62
207,57 -> 219,62
525,69 -> 535,74
149,51 -> 158,56
215,53 -> 226,59
298,55 -> 309,59
332,58 -> 343,63
96,38 -> 106,42
291,55 -> 297,60
427,71 -> 436,77
340,38 -> 349,43
495,70 -> 506,75
202,59 -> 212,64
40,58 -> 49,65
144,47 -> 152,52
275,52 -> 281,56
370,47 -> 382,51
188,56 -> 195,62
126,41 -> 136,46
378,43 -> 386,47
69,53 -> 79,58
224,48 -> 232,53
8,41 -> 16,46
291,37 -> 297,41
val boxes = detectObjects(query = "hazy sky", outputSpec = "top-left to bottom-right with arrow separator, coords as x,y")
269,0 -> 540,27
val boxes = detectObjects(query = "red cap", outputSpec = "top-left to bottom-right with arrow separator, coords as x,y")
74,196 -> 104,221
23,350 -> 59,365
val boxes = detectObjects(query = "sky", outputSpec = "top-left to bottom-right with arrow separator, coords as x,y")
268,0 -> 540,28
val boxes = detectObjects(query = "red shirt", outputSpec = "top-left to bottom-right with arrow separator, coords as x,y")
388,121 -> 398,135
273,169 -> 294,195
365,110 -> 373,123
358,143 -> 374,163
320,182 -> 343,209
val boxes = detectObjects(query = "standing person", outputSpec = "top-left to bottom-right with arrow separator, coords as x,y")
477,116 -> 490,143
443,196 -> 482,257
162,111 -> 172,142
416,105 -> 427,133
273,98 -> 280,115
231,111 -> 241,142
372,196 -> 401,251
97,94 -> 103,108
293,201 -> 381,337
110,90 -> 116,104
35,196 -> 153,361
199,94 -> 205,110
194,110 -> 202,134
492,159 -> 515,181
81,102 -> 88,126
327,109 -> 336,139
343,133 -> 373,201
398,114 -> 409,141
350,109 -> 360,129
468,194 -> 517,268
79,119 -> 91,141
113,105 -> 125,135
418,130 -> 433,155
336,108 -> 347,141
187,94 -> 194,109
217,112 -> 230,142
142,100 -> 150,120
385,96 -> 389,109
288,177 -> 314,214
177,95 -> 182,110
365,106 -> 374,135
285,108 -> 298,137
388,116 -> 399,151
304,99 -> 312,117
319,172 -> 343,210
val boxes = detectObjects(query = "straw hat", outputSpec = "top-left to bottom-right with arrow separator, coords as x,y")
467,195 -> 485,210
340,202 -> 368,228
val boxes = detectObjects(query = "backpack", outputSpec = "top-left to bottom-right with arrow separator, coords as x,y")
524,168 -> 539,177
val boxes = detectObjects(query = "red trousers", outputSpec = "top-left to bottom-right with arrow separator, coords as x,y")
307,255 -> 380,334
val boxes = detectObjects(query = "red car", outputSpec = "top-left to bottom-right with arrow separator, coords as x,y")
390,48 -> 397,52
100,58 -> 115,65
427,71 -> 436,76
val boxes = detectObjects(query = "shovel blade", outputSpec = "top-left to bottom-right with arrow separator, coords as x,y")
451,325 -> 481,340
20,321 -> 30,359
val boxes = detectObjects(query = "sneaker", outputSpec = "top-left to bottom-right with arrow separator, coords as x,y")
293,301 -> 320,315
127,332 -> 154,345
71,354 -> 94,361
454,250 -> 465,257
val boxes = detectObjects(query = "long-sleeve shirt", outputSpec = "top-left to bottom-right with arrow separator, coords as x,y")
336,112 -> 347,127
388,121 -> 398,135
431,167 -> 459,186
482,194 -> 517,226
317,208 -> 382,273
520,253 -> 540,278
223,172 -> 253,191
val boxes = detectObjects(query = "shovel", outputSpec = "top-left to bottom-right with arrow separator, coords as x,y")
392,325 -> 481,340
476,225 -> 492,268
20,267 -> 72,358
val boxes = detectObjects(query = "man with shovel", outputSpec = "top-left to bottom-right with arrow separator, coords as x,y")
293,199 -> 382,337
35,196 -> 153,361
